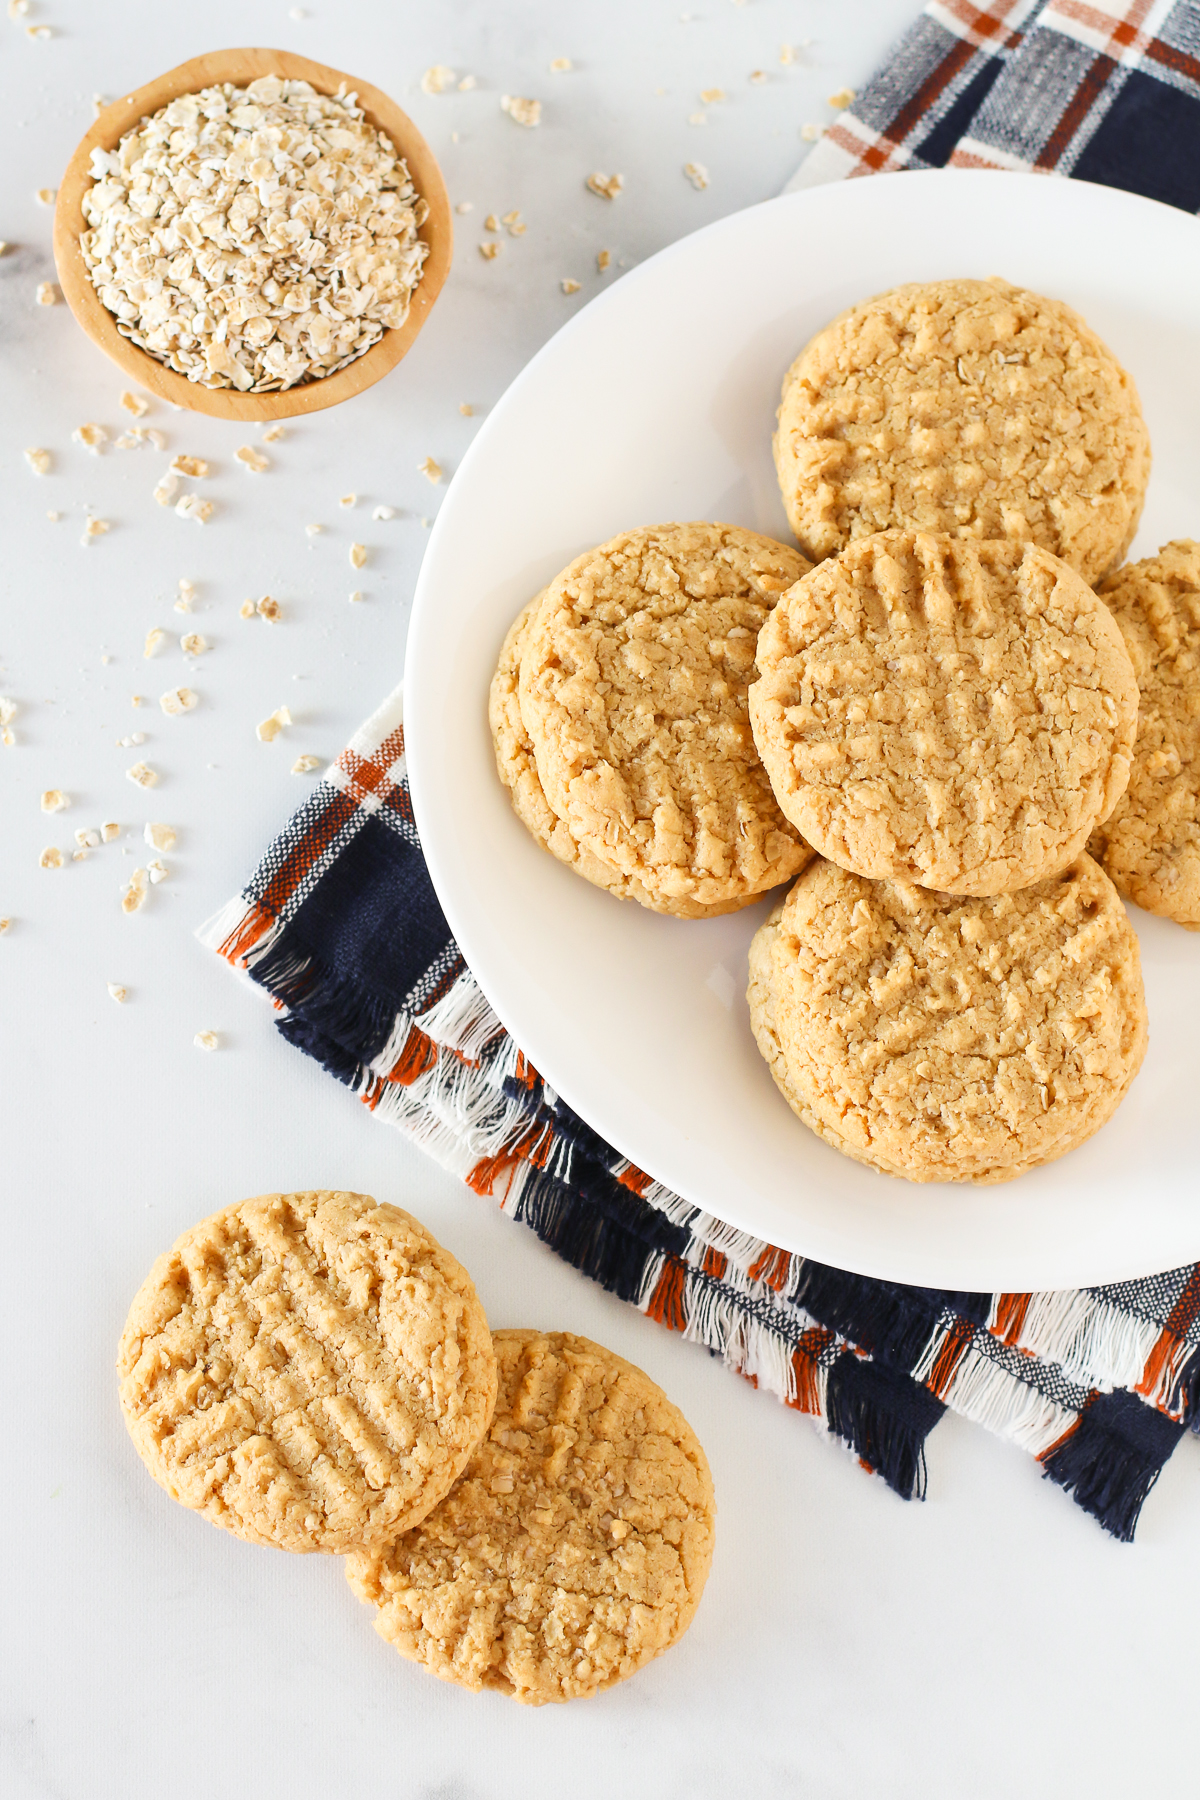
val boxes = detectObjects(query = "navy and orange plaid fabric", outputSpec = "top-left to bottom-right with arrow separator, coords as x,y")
207,6 -> 1200,1539
204,694 -> 1200,1541
789,0 -> 1200,206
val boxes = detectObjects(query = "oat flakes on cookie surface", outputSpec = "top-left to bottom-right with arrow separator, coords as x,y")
346,1329 -> 716,1704
774,278 -> 1149,584
118,1191 -> 497,1554
748,855 -> 1148,1184
750,531 -> 1138,895
1089,541 -> 1200,930
517,522 -> 812,915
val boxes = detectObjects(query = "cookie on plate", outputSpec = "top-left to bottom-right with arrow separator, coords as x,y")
749,531 -> 1138,895
517,521 -> 813,916
773,278 -> 1150,585
118,1191 -> 497,1554
346,1328 -> 716,1705
490,595 -> 725,913
747,856 -> 1148,1185
1088,541 -> 1200,930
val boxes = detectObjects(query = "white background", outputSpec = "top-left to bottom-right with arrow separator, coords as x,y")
2,4 -> 1197,1796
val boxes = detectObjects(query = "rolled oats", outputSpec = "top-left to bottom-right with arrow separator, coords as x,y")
35,282 -> 60,305
26,22 -> 52,39
145,821 -> 176,851
194,1029 -> 220,1050
479,241 -> 501,261
348,589 -> 364,603
501,95 -> 542,127
24,447 -> 51,475
240,598 -> 257,619
160,686 -> 198,715
108,982 -> 128,1002
76,827 -> 102,849
180,633 -> 208,655
73,422 -> 108,453
101,821 -> 119,842
147,859 -> 168,883
586,173 -> 623,200
349,541 -> 368,567
549,58 -> 573,73
373,503 -> 397,518
800,122 -> 824,142
170,454 -> 210,477
458,75 -> 477,92
153,470 -> 180,506
828,86 -> 857,109
121,869 -> 149,913
458,403 -> 474,416
257,595 -> 281,621
175,578 -> 196,612
596,249 -> 611,272
120,390 -> 150,416
261,422 -> 286,441
175,494 -> 213,523
421,66 -> 455,95
235,445 -> 269,473
257,705 -> 292,741
144,627 -> 167,658
699,88 -> 725,104
560,278 -> 581,295
684,161 -> 710,190
36,186 -> 57,206
82,516 -> 110,543
126,761 -> 158,788
291,753 -> 321,773
339,492 -> 357,507
40,847 -> 64,870
80,77 -> 429,393
41,789 -> 69,813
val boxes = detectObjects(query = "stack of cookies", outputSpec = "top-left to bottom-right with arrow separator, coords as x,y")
118,1190 -> 716,1704
491,277 -> 1200,1185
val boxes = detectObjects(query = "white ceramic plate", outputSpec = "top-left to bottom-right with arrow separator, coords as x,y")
406,168 -> 1200,1292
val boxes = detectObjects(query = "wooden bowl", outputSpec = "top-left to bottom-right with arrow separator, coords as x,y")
53,47 -> 452,421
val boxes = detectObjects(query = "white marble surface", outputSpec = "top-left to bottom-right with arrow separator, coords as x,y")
2,4 -> 1197,1796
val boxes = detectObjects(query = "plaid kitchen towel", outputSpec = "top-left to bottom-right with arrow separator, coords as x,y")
789,0 -> 1200,205
203,692 -> 1200,1542
206,4 -> 1200,1539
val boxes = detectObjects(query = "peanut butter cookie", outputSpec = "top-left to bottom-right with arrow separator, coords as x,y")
773,278 -> 1149,585
118,1191 -> 497,1554
517,522 -> 813,915
1089,541 -> 1200,930
346,1329 -> 716,1704
749,531 -> 1138,895
748,856 -> 1148,1184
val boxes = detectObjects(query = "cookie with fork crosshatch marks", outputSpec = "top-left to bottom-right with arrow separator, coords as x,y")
117,1191 -> 497,1554
346,1328 -> 716,1704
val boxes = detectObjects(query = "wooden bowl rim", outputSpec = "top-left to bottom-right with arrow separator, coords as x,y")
53,46 -> 452,421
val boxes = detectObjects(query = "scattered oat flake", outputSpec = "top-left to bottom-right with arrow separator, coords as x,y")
131,695 -> 144,708
176,495 -> 213,524
455,200 -> 474,214
689,113 -> 707,126
459,403 -> 474,417
26,22 -> 52,38
0,698 -> 16,728
160,687 -> 198,716
684,161 -> 710,190
153,472 -> 180,507
239,598 -> 257,619
82,517 -> 110,543
596,249 -> 612,272
257,706 -> 292,743
121,870 -> 149,913
484,214 -> 500,232
339,493 -> 357,508
235,445 -> 269,473
828,86 -> 857,109
0,917 -> 11,933
349,541 -> 368,567
126,761 -> 158,788
101,821 -> 119,842
93,94 -> 107,118
144,627 -> 167,658
180,633 -> 207,656
257,596 -> 282,622
108,983 -> 127,1003
458,75 -> 477,91
780,44 -> 797,64
800,122 -> 824,142
561,278 -> 581,295
305,522 -> 323,536
36,187 -> 57,206
35,282 -> 60,305
9,0 -> 30,17
373,503 -> 397,519
418,456 -> 443,484
170,454 -> 210,478
147,859 -> 168,884
586,173 -> 623,200
24,447 -> 51,475
261,422 -> 286,442
175,579 -> 195,613
700,87 -> 725,103
292,754 -> 322,774
501,95 -> 541,127
550,57 -> 573,73
503,211 -> 526,236
750,70 -> 768,85
421,65 -> 456,95
0,242 -> 8,256
479,241 -> 501,261
119,389 -> 149,417
41,789 -> 69,813
76,828 -> 101,849
40,847 -> 63,870
349,589 -> 364,604
144,822 -> 176,852
73,422 -> 108,454
194,1030 -> 220,1051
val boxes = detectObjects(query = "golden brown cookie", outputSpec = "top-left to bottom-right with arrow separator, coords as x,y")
517,522 -> 813,915
747,856 -> 1148,1184
1089,541 -> 1200,930
773,278 -> 1150,584
346,1329 -> 716,1704
117,1192 -> 497,1554
489,596 -> 739,916
749,531 -> 1138,895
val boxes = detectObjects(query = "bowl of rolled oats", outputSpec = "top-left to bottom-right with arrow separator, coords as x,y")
53,48 -> 452,419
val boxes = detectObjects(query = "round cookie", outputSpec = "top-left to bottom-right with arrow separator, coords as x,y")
489,596 -> 749,917
773,277 -> 1150,585
749,531 -> 1139,895
747,856 -> 1148,1185
117,1191 -> 497,1554
518,522 -> 813,915
346,1328 -> 716,1705
1088,541 -> 1200,930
